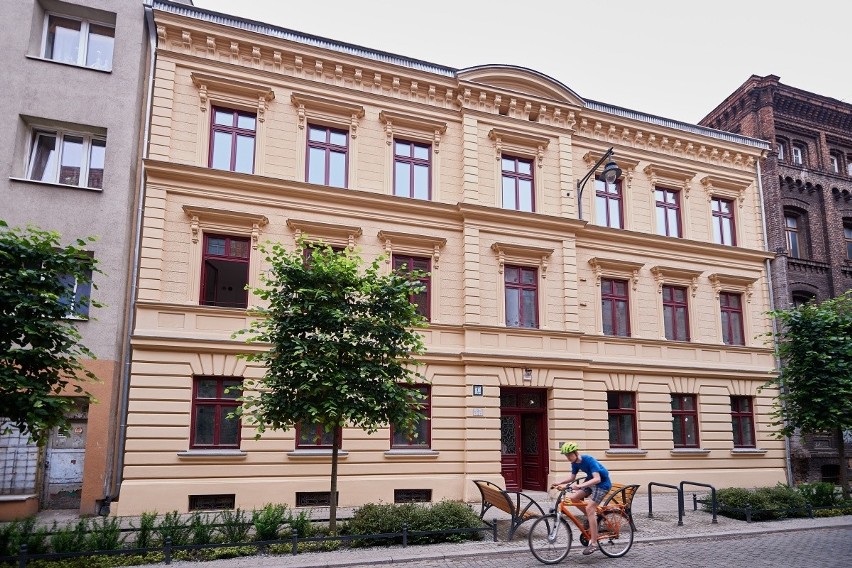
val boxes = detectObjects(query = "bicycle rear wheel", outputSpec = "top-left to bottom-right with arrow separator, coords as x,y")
597,510 -> 634,558
528,513 -> 573,564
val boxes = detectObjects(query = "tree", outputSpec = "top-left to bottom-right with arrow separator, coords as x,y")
236,240 -> 428,533
766,291 -> 852,499
0,220 -> 100,444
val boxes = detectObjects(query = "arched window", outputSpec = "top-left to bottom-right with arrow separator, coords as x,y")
791,292 -> 815,307
775,139 -> 787,162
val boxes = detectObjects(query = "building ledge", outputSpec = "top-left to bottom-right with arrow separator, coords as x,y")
24,54 -> 112,73
177,449 -> 247,458
605,449 -> 648,456
9,176 -> 104,193
384,449 -> 439,458
0,494 -> 37,502
670,448 -> 711,456
287,450 -> 349,458
730,448 -> 768,456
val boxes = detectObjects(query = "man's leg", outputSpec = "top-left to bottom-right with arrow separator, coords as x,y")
584,498 -> 598,552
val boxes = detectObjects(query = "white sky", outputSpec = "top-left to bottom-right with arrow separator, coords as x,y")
192,0 -> 849,125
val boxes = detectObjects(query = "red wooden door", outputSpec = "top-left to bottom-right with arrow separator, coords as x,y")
500,389 -> 547,491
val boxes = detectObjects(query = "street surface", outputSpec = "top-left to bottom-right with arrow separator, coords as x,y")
342,527 -> 852,567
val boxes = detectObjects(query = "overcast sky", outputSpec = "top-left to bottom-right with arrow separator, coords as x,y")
192,0 -> 849,125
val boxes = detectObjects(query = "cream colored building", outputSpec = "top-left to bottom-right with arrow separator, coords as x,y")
116,1 -> 785,515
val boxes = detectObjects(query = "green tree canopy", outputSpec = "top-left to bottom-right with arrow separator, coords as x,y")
0,220 -> 100,444
236,240 -> 428,531
766,291 -> 852,498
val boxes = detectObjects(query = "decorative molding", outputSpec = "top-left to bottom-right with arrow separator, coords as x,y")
291,92 -> 365,137
488,128 -> 550,168
588,257 -> 643,290
377,230 -> 447,268
182,205 -> 268,249
491,242 -> 553,277
583,150 -> 640,189
708,273 -> 758,302
650,266 -> 702,296
643,163 -> 696,198
190,72 -> 275,121
700,175 -> 751,208
286,218 -> 362,250
378,110 -> 448,153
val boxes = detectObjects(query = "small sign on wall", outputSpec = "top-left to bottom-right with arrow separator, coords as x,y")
472,408 -> 484,416
472,385 -> 483,396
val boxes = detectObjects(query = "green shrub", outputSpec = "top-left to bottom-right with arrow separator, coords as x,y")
154,511 -> 191,546
85,517 -> 125,551
130,512 -> 157,549
714,484 -> 808,520
345,501 -> 484,547
251,503 -> 289,541
288,510 -> 313,538
218,508 -> 251,543
49,520 -> 88,553
797,482 -> 838,507
0,517 -> 50,555
188,512 -> 218,545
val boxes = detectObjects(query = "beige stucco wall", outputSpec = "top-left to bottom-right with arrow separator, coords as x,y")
116,5 -> 784,516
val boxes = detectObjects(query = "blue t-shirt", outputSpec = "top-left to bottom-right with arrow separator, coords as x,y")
571,455 -> 612,491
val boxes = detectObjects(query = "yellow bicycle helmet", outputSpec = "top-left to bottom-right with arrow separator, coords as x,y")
560,442 -> 579,454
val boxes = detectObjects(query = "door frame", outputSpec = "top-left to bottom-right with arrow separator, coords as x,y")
499,387 -> 548,491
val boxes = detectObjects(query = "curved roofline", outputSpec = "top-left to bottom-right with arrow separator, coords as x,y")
457,64 -> 584,103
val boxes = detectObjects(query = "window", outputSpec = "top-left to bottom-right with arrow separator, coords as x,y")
720,292 -> 745,346
296,422 -> 341,449
711,197 -> 736,246
42,14 -> 114,70
601,278 -> 630,337
501,156 -> 534,212
191,377 -> 242,448
775,140 -> 785,162
306,125 -> 347,188
607,392 -> 637,448
730,396 -> 756,448
201,235 -> 250,308
26,129 -> 105,189
845,221 -> 852,260
595,177 -> 623,229
394,140 -> 430,199
391,385 -> 430,448
504,265 -> 538,328
209,108 -> 256,174
847,158 -> 852,177
393,255 -> 431,320
792,292 -> 815,307
791,144 -> 804,166
655,188 -> 681,237
830,154 -> 840,174
662,285 -> 689,341
785,213 -> 803,258
58,266 -> 93,320
671,394 -> 699,448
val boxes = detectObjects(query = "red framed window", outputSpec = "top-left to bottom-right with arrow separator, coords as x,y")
501,156 -> 534,212
731,396 -> 756,448
306,125 -> 347,188
392,255 -> 431,320
595,177 -> 623,229
601,278 -> 630,337
504,265 -> 538,328
711,197 -> 736,245
671,394 -> 699,448
662,285 -> 690,341
607,392 -> 637,448
391,385 -> 431,449
720,292 -> 745,346
209,107 -> 256,174
844,221 -> 852,260
655,188 -> 682,237
201,234 -> 250,308
191,377 -> 242,448
296,422 -> 342,449
394,140 -> 430,199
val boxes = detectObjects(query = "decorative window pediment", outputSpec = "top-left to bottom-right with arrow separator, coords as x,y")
488,127 -> 550,168
492,242 -> 553,277
650,265 -> 702,296
286,218 -> 362,250
291,92 -> 365,138
584,150 -> 640,189
708,272 -> 757,302
191,72 -> 275,121
700,175 -> 750,208
183,205 -> 268,249
377,230 -> 447,268
588,257 -> 643,290
378,110 -> 448,153
644,163 -> 696,197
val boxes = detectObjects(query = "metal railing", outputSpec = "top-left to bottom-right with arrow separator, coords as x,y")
647,482 -> 683,525
679,481 -> 717,524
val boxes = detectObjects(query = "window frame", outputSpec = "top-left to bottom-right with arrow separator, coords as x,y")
601,277 -> 630,337
711,196 -> 737,246
607,391 -> 638,449
500,155 -> 535,212
720,291 -> 745,346
200,234 -> 251,309
392,254 -> 432,321
208,106 -> 257,174
25,128 -> 106,189
671,394 -> 700,449
791,143 -> 805,166
190,377 -> 242,449
784,211 -> 805,259
844,221 -> 852,260
306,124 -> 349,188
295,422 -> 342,449
655,187 -> 682,237
730,396 -> 756,449
662,284 -> 690,342
829,153 -> 840,174
390,385 -> 431,449
504,264 -> 539,329
41,12 -> 115,71
393,139 -> 431,200
775,140 -> 786,162
594,177 -> 624,229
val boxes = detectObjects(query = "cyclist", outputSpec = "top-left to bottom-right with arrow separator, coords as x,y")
551,442 -> 612,555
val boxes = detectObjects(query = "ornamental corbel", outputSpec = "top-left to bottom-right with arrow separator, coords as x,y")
433,129 -> 442,154
565,111 -> 576,130
496,249 -> 505,274
354,69 -> 362,84
295,103 -> 305,129
690,277 -> 699,297
156,25 -> 167,42
589,259 -> 603,286
198,84 -> 208,111
315,60 -> 323,75
181,30 -> 192,50
682,179 -> 691,199
273,51 -> 281,69
252,46 -> 261,66
432,244 -> 441,269
190,215 -> 200,244
251,223 -> 261,250
335,65 -> 343,79
382,237 -> 393,262
630,269 -> 640,291
257,95 -> 267,123
540,255 -> 549,278
537,145 -> 545,168
206,36 -> 216,55
709,275 -> 722,299
350,113 -> 359,138
230,41 -> 239,63
347,233 -> 356,251
493,134 -> 502,161
294,56 -> 303,72
651,267 -> 664,293
384,120 -> 393,145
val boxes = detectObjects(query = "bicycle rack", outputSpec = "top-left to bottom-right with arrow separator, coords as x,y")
679,480 -> 717,524
647,482 -> 683,525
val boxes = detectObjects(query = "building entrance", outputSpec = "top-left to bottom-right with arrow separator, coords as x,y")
499,388 -> 547,491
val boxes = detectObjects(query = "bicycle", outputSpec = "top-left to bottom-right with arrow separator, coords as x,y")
528,482 -> 634,564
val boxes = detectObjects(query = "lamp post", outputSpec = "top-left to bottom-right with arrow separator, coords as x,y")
575,146 -> 622,221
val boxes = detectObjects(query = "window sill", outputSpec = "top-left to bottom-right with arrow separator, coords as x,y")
25,54 -> 112,73
384,449 -> 439,458
287,449 -> 349,458
177,449 -> 247,458
9,176 -> 103,193
730,448 -> 767,456
605,449 -> 648,456
670,448 -> 711,456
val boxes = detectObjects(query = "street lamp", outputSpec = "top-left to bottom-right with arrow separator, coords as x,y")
575,146 -> 622,221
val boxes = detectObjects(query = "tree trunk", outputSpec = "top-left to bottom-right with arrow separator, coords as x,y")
837,426 -> 850,501
329,426 -> 340,535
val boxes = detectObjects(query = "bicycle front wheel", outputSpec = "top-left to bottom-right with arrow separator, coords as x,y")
597,510 -> 634,558
528,513 -> 572,564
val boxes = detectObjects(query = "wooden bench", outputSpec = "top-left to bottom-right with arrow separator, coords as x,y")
599,482 -> 640,530
472,479 -> 546,540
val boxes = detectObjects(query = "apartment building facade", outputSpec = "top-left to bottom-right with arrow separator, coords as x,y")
0,0 -> 149,518
116,1 -> 786,515
701,75 -> 852,484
